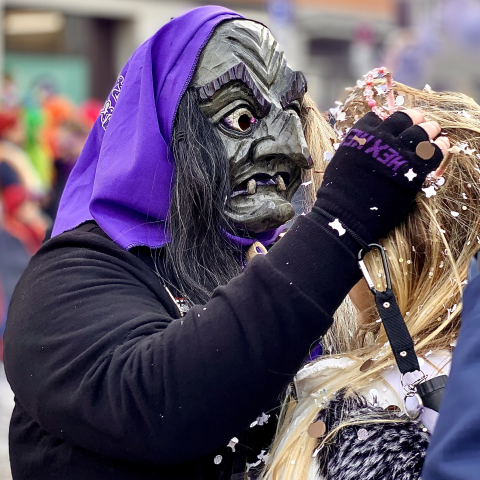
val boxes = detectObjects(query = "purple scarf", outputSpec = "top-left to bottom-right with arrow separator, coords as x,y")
52,6 -> 283,250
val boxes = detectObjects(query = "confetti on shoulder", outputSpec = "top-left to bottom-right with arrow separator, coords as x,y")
227,437 -> 239,452
328,219 -> 346,236
324,151 -> 334,162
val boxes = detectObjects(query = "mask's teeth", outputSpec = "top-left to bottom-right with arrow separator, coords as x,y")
247,179 -> 257,195
276,174 -> 286,191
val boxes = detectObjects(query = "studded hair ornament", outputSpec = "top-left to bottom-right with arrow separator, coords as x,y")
358,244 -> 448,413
362,68 -> 454,197
363,67 -> 396,120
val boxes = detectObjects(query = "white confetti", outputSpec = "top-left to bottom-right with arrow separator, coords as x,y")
357,80 -> 366,88
395,95 -> 405,106
227,437 -> 239,452
328,219 -> 346,236
405,169 -> 417,181
375,85 -> 386,95
462,193 -> 468,199
336,111 -> 346,122
312,446 -> 323,458
324,151 -> 334,162
301,180 -> 313,187
257,412 -> 270,426
447,304 -> 457,318
451,211 -> 460,217
424,84 -> 432,93
246,460 -> 262,472
456,142 -> 476,156
459,110 -> 472,119
422,185 -> 437,198
214,455 -> 223,465
425,350 -> 433,357
333,142 -> 341,151
357,428 -> 369,440
435,176 -> 445,187
370,207 -> 378,210
258,450 -> 270,463
250,421 -> 258,428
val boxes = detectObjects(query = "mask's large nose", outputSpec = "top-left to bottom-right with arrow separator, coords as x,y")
255,109 -> 313,169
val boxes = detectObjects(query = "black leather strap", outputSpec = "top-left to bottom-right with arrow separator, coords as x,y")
374,288 -> 420,374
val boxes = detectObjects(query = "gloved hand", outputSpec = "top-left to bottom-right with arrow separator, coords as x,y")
315,110 -> 449,244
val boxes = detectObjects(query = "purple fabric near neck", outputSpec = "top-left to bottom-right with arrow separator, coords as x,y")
52,6 -> 283,250
225,225 -> 285,247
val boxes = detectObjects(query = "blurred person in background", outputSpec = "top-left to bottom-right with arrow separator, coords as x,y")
44,119 -> 92,228
3,6 -> 447,480
0,108 -> 47,359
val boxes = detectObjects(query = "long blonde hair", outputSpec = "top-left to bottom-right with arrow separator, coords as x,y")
264,81 -> 480,479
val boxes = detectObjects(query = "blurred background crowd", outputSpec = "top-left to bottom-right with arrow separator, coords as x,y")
0,0 -> 478,478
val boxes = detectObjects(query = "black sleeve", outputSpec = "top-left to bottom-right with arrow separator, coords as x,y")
4,211 -> 362,466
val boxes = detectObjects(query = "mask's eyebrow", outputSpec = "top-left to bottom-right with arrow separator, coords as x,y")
196,63 -> 271,116
279,71 -> 308,109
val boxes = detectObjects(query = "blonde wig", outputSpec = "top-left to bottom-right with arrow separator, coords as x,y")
263,81 -> 480,479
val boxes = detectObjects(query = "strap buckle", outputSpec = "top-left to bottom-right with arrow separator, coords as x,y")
358,243 -> 391,293
401,371 -> 427,398
401,371 -> 427,415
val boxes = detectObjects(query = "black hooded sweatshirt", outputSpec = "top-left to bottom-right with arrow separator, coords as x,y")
4,210 -> 362,479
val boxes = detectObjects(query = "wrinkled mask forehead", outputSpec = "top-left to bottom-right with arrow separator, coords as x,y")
192,20 -> 301,108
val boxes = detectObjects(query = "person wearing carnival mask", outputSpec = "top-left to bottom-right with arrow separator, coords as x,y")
4,7 -> 449,480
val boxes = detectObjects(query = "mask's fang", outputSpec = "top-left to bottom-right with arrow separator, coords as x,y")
247,179 -> 257,195
276,174 -> 286,191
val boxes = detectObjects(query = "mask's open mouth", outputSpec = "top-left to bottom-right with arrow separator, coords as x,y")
231,172 -> 291,198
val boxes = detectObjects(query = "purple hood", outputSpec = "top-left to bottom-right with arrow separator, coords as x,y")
52,6 -> 283,249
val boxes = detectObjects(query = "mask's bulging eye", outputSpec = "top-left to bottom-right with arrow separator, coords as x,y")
223,107 -> 256,132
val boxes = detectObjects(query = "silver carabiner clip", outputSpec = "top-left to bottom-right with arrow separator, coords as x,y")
401,371 -> 427,415
358,243 -> 392,294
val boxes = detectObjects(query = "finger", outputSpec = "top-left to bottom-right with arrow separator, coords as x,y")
434,136 -> 450,156
352,111 -> 383,131
376,111 -> 413,136
399,108 -> 426,126
417,121 -> 441,140
398,124 -> 429,145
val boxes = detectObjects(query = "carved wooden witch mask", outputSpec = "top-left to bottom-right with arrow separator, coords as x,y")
191,20 -> 313,234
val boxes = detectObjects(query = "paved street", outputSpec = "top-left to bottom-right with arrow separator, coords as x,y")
0,366 -> 13,480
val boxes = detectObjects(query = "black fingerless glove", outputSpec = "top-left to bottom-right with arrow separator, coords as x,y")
315,111 -> 444,244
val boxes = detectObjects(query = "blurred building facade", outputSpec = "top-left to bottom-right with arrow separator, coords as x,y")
1,0 -> 480,113
0,0 -> 399,111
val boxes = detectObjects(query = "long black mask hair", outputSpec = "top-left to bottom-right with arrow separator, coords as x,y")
161,88 -> 244,305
